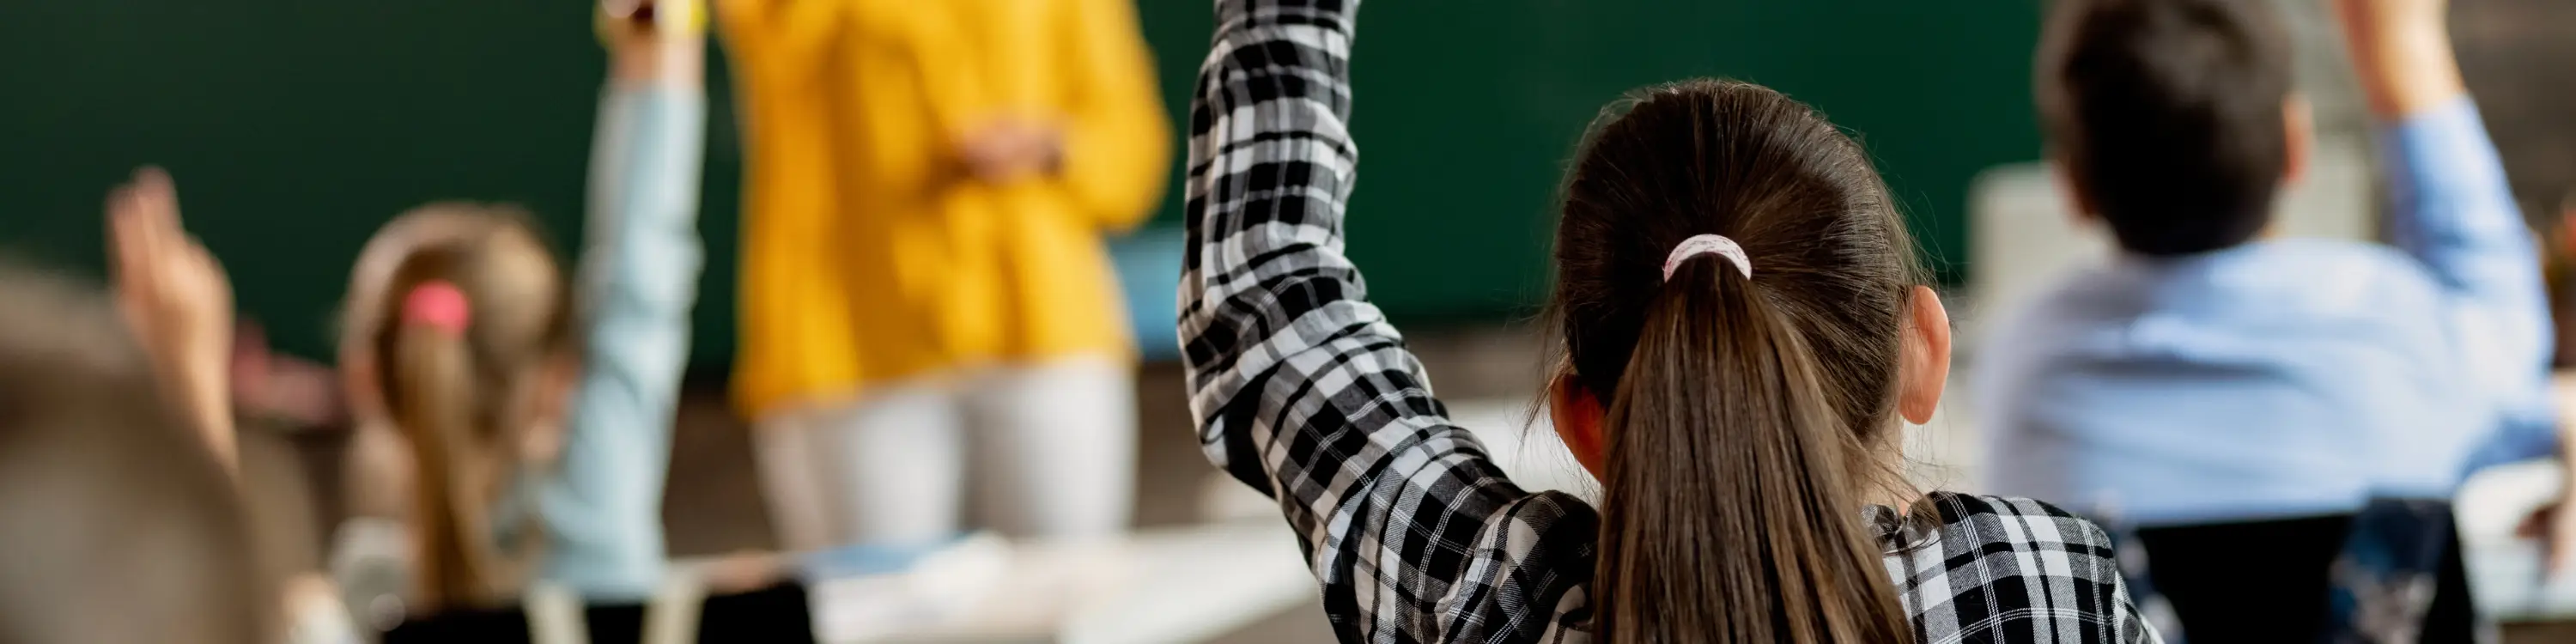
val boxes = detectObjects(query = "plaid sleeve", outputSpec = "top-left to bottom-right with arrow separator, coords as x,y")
1887,495 -> 2166,644
1177,1 -> 1599,642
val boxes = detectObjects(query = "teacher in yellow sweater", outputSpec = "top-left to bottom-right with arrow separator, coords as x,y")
718,0 -> 1170,549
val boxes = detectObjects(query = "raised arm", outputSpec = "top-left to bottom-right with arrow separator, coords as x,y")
2330,0 -> 2557,466
1180,3 -> 1367,421
1180,1 -> 1595,641
106,167 -> 239,473
536,3 -> 708,598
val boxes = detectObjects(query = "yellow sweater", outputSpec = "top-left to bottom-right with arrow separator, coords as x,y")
718,0 -> 1170,418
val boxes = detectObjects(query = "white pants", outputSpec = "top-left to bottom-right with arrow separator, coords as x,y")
752,357 -> 1137,550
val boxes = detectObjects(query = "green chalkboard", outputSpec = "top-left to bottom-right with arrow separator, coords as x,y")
0,0 -> 2043,362
0,1 -> 622,360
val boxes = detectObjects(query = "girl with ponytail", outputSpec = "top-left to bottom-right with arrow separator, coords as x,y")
102,3 -> 704,628
349,206 -> 579,611
1180,2 -> 2160,642
105,167 -> 583,627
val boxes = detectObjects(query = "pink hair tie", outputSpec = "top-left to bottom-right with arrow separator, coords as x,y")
1662,234 -> 1753,282
402,281 -> 473,336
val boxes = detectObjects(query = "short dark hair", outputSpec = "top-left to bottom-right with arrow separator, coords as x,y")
0,270 -> 271,643
2038,0 -> 2293,256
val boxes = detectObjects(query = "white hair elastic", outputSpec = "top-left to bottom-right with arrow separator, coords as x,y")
1662,234 -> 1753,282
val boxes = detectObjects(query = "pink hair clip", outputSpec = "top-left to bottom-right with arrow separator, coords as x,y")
401,281 -> 472,336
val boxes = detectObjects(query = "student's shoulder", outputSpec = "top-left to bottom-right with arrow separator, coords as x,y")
1918,492 -> 2117,552
2258,240 -> 2445,291
2257,238 -> 2415,265
1977,269 -> 2122,355
2239,240 -> 2454,324
1900,494 -> 2143,640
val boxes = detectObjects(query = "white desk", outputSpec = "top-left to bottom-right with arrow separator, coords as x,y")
2456,376 -> 2576,622
809,520 -> 1316,644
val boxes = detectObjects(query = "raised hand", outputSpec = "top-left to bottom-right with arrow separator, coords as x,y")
106,166 -> 238,469
2330,0 -> 2447,32
602,0 -> 706,88
2327,0 -> 2464,118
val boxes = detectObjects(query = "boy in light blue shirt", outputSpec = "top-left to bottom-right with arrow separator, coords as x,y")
1979,0 -> 2560,638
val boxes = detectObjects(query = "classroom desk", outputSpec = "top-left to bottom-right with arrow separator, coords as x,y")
2457,374 -> 2576,622
803,519 -> 1315,644
775,374 -> 2576,639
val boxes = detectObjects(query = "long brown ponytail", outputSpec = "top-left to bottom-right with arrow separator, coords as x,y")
1552,79 -> 1924,643
389,295 -> 505,609
1593,257 -> 1908,641
358,204 -> 574,612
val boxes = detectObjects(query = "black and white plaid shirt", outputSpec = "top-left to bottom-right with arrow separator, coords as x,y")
1176,1 -> 2164,642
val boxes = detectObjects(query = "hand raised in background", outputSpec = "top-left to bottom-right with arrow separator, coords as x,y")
106,166 -> 239,469
2330,0 -> 2447,29
600,0 -> 704,34
601,0 -> 706,88
2328,0 -> 2465,118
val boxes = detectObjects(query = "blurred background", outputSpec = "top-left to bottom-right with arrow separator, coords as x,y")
2,0 -> 2573,641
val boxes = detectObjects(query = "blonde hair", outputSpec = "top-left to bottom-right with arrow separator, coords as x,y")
346,204 -> 574,611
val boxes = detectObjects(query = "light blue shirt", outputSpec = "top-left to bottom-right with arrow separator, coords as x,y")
1977,100 -> 2557,526
532,84 -> 706,597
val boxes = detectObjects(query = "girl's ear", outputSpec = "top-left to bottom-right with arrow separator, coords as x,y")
1548,373 -> 1608,479
1898,286 -> 1952,425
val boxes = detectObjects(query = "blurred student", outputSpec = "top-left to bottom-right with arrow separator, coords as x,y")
0,270 -> 270,644
341,2 -> 708,607
718,0 -> 1170,549
1978,0 -> 2559,639
104,1 -> 709,624
1180,1 -> 2157,642
118,168 -> 580,614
